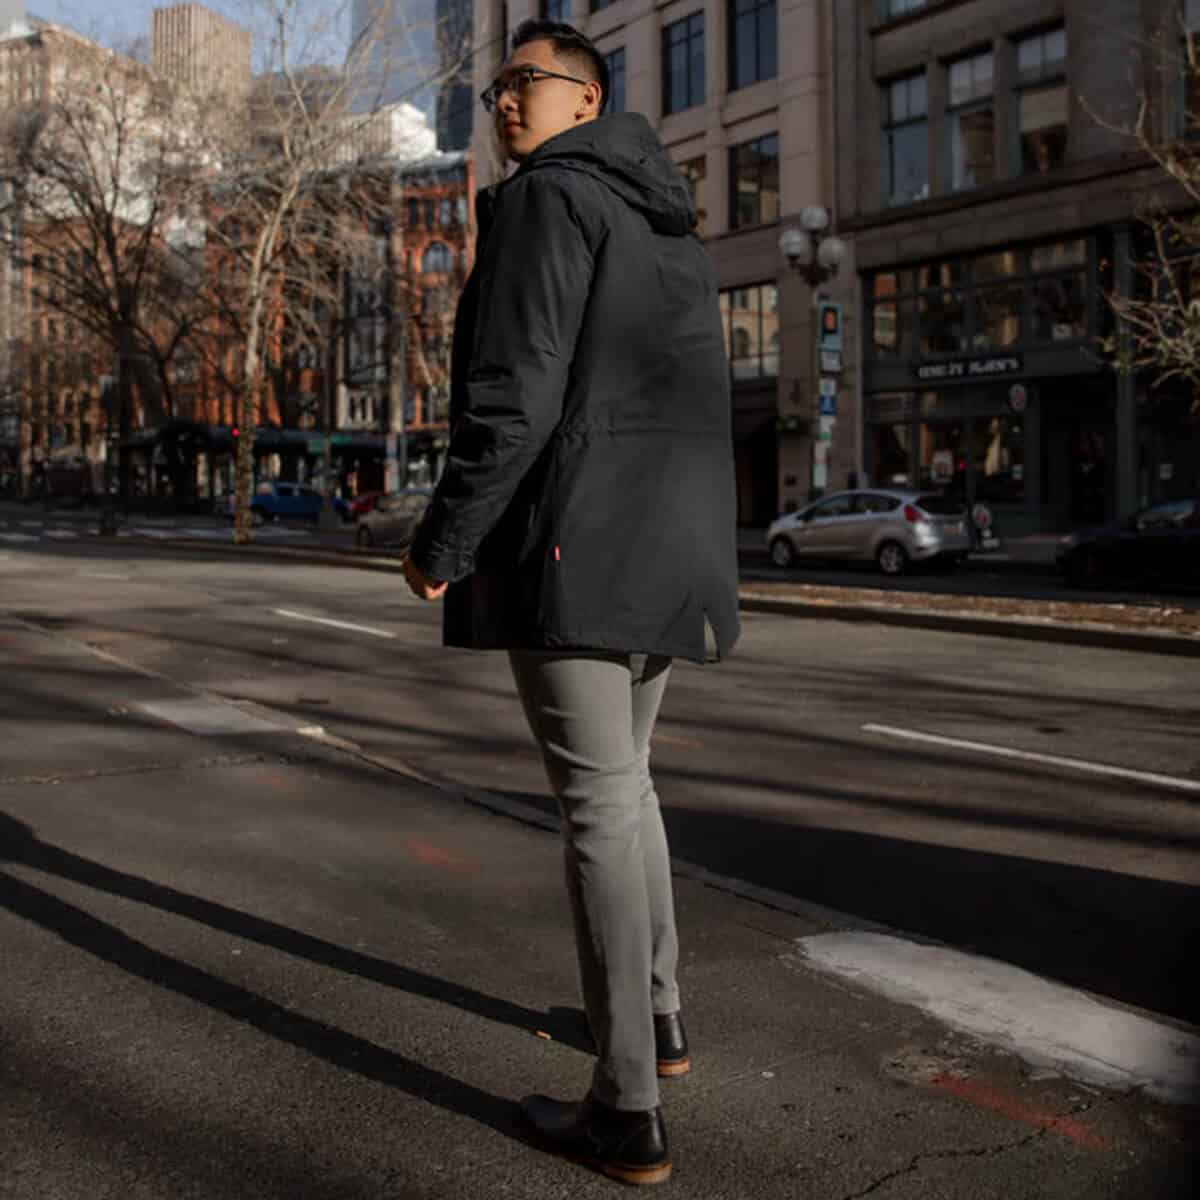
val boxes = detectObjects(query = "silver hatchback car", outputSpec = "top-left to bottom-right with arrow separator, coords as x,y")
766,488 -> 973,575
354,487 -> 433,549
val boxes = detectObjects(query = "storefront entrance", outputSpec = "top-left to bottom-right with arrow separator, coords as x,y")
1039,381 -> 1114,529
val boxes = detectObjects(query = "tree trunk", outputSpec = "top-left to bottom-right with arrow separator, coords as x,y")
232,385 -> 257,545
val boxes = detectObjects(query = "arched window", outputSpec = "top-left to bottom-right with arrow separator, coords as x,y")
422,242 -> 453,274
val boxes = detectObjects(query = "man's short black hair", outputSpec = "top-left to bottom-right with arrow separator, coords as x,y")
510,19 -> 609,111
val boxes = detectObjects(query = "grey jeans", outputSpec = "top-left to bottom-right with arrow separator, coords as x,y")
509,651 -> 679,1112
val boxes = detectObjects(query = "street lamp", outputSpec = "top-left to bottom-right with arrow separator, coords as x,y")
779,207 -> 848,499
779,207 -> 847,288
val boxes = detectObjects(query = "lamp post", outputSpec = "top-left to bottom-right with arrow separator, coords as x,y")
779,207 -> 847,498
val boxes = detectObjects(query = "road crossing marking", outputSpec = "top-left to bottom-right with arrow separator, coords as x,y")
44,529 -> 77,539
862,722 -> 1200,795
797,931 -> 1200,1104
0,532 -> 38,543
272,608 -> 397,639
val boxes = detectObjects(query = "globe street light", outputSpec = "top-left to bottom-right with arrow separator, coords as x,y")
779,206 -> 847,499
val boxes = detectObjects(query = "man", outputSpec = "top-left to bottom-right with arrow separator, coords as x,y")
402,18 -> 739,1186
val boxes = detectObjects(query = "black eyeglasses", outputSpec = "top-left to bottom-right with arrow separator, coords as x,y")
480,65 -> 593,113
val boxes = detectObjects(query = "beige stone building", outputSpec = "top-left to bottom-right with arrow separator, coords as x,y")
152,3 -> 251,99
469,0 -> 857,525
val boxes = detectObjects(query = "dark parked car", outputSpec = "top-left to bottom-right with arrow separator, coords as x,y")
1057,498 -> 1200,588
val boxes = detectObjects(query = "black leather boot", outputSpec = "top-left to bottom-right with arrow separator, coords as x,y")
519,1093 -> 671,1185
654,1012 -> 690,1078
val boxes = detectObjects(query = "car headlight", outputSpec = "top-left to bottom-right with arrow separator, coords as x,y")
1058,533 -> 1078,549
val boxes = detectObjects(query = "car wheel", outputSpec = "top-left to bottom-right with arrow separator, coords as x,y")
1066,548 -> 1101,589
876,540 -> 909,576
769,536 -> 796,568
356,525 -> 373,549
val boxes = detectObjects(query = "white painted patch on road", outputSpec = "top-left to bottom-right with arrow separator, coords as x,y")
44,529 -> 77,540
273,608 -> 397,639
863,722 -> 1200,795
134,698 -> 292,736
80,571 -> 132,581
797,931 -> 1200,1104
0,532 -> 38,543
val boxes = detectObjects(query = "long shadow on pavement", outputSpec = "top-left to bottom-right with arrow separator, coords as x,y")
0,811 -> 589,1147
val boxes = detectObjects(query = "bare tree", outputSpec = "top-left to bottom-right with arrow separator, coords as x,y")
0,24 -> 216,518
187,0 -> 431,544
1095,12 -> 1200,413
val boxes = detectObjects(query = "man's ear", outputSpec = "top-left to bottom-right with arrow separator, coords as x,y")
576,80 -> 602,119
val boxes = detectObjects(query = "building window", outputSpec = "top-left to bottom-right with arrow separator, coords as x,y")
678,155 -> 707,235
542,0 -> 569,18
916,261 -> 967,355
1181,0 -> 1200,136
729,0 -> 777,91
868,271 -> 912,358
718,282 -> 779,380
604,48 -> 626,113
882,72 -> 928,206
729,133 -> 779,230
1030,239 -> 1087,342
663,14 -> 705,115
422,242 -> 454,273
878,0 -> 926,19
1015,27 -> 1068,175
948,51 -> 994,191
407,198 -> 420,228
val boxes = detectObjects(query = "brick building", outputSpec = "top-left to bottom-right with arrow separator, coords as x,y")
837,0 -> 1199,535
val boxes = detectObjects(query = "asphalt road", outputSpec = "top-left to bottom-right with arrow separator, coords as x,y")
3,538 -> 1199,1198
3,539 -> 1198,1025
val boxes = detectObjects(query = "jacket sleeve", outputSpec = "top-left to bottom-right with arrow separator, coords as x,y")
407,172 -> 595,583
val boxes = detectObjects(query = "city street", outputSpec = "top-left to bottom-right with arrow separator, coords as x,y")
2,539 -> 1198,1198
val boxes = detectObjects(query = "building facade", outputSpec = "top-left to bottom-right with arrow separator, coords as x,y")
836,0 -> 1199,536
470,0 -> 853,526
151,3 -> 251,98
351,0 -> 475,152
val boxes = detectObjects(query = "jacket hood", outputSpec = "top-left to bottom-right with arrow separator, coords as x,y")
519,113 -> 697,236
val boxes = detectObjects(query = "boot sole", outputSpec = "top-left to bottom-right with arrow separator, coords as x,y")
600,1160 -> 673,1185
657,1057 -> 691,1078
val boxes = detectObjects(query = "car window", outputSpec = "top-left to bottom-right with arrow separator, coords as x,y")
809,495 -> 854,520
856,493 -> 900,515
1136,499 -> 1195,530
915,492 -> 966,516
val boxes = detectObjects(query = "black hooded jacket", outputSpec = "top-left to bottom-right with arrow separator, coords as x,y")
407,112 -> 740,663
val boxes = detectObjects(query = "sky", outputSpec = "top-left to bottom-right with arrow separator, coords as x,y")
31,0 -> 353,63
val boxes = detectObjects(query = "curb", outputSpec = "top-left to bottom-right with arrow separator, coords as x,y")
84,533 -> 1200,658
737,591 -> 1200,658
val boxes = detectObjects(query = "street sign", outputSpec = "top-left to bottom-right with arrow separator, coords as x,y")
819,377 -> 838,397
818,394 -> 837,417
820,350 -> 843,374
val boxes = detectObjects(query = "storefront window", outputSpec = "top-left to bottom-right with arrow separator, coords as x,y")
971,413 -> 1026,501
974,283 -> 1023,348
918,415 -> 966,494
871,423 -> 912,486
918,290 -> 967,354
1030,239 -> 1085,271
1032,273 -> 1087,341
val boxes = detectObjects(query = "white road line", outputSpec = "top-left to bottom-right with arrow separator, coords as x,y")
80,571 -> 132,581
863,722 -> 1200,795
44,529 -> 77,539
0,532 -> 38,543
272,608 -> 397,639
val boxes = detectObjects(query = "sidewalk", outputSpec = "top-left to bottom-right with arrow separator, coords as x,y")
2,614 -> 1196,1198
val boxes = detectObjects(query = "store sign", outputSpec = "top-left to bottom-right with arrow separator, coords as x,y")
915,354 -> 1023,383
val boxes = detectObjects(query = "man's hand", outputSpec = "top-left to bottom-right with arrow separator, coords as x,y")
401,552 -> 448,601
